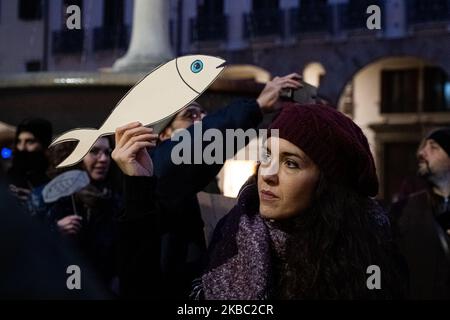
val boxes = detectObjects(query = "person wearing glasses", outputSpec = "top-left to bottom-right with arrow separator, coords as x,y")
48,136 -> 122,294
158,102 -> 206,142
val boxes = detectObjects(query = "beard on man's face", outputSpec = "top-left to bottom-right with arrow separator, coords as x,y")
417,157 -> 432,178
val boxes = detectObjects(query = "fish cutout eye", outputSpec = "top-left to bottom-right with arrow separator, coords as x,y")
190,60 -> 203,73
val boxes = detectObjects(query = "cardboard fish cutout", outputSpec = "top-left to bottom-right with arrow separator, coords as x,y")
50,55 -> 226,168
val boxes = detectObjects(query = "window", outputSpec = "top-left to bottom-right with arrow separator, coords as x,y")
245,0 -> 282,38
93,0 -> 127,51
62,0 -> 82,27
192,0 -> 227,42
63,0 -> 82,8
381,66 -> 450,113
252,0 -> 279,11
342,0 -> 383,30
18,0 -> 42,21
295,0 -> 329,33
103,0 -> 124,26
423,66 -> 450,112
26,60 -> 41,72
197,0 -> 224,16
381,69 -> 419,113
408,0 -> 450,24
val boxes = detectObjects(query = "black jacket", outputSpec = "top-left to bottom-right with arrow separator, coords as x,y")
0,182 -> 111,299
119,99 -> 263,298
48,183 -> 122,291
391,189 -> 450,299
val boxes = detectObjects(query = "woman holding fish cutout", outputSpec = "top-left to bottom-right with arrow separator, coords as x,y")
114,74 -> 407,299
112,73 -> 303,299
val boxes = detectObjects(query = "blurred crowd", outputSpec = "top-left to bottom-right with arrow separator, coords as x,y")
0,73 -> 449,300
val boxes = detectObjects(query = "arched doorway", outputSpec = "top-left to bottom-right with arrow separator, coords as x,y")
337,56 -> 450,201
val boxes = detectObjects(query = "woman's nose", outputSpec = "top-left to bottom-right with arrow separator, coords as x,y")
263,173 -> 278,185
260,162 -> 279,185
98,153 -> 109,162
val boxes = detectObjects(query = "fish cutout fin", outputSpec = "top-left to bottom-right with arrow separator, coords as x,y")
50,128 -> 100,168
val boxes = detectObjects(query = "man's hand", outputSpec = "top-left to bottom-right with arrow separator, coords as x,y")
111,122 -> 158,177
257,73 -> 303,113
57,215 -> 82,236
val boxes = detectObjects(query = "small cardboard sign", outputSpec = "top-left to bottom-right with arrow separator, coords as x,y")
42,170 -> 90,203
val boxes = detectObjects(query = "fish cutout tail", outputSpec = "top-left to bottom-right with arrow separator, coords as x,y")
50,128 -> 100,168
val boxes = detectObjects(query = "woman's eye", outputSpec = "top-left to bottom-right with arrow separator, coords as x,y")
190,60 -> 204,73
260,151 -> 271,164
285,159 -> 299,168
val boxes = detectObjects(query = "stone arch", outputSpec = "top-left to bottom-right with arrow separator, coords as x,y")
335,54 -> 449,114
219,64 -> 271,83
316,36 -> 450,105
335,55 -> 450,117
302,62 -> 326,88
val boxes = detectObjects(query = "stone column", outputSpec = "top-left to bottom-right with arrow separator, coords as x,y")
113,0 -> 173,72
225,0 -> 250,50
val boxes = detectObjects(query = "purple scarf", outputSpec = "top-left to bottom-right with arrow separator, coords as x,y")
198,180 -> 391,300
201,182 -> 289,300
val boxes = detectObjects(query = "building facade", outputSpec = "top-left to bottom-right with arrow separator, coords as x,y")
1,0 -> 450,200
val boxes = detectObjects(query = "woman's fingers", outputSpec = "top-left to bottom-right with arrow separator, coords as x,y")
115,122 -> 141,146
275,77 -> 302,89
58,215 -> 82,228
121,133 -> 158,152
284,78 -> 303,87
115,122 -> 153,146
118,125 -> 154,148
282,73 -> 302,80
125,141 -> 154,158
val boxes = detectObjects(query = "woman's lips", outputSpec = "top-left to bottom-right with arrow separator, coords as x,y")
260,189 -> 279,201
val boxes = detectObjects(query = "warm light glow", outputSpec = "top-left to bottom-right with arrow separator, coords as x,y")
219,65 -> 271,83
303,62 -> 326,88
222,160 -> 257,198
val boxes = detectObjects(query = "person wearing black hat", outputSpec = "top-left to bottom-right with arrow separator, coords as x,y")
6,117 -> 53,217
391,128 -> 450,299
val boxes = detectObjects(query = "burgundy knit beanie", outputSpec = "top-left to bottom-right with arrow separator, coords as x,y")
268,102 -> 379,197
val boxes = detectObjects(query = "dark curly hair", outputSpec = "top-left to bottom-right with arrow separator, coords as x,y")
272,172 -> 407,299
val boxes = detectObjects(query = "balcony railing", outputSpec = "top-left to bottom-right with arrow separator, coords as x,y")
52,29 -> 84,54
339,0 -> 384,30
289,5 -> 332,35
407,0 -> 450,25
93,25 -> 130,51
190,14 -> 228,42
243,9 -> 284,39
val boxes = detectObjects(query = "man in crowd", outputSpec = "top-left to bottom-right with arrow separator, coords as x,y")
392,128 -> 450,299
7,118 -> 53,217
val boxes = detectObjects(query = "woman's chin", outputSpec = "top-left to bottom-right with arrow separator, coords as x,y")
259,205 -> 279,220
